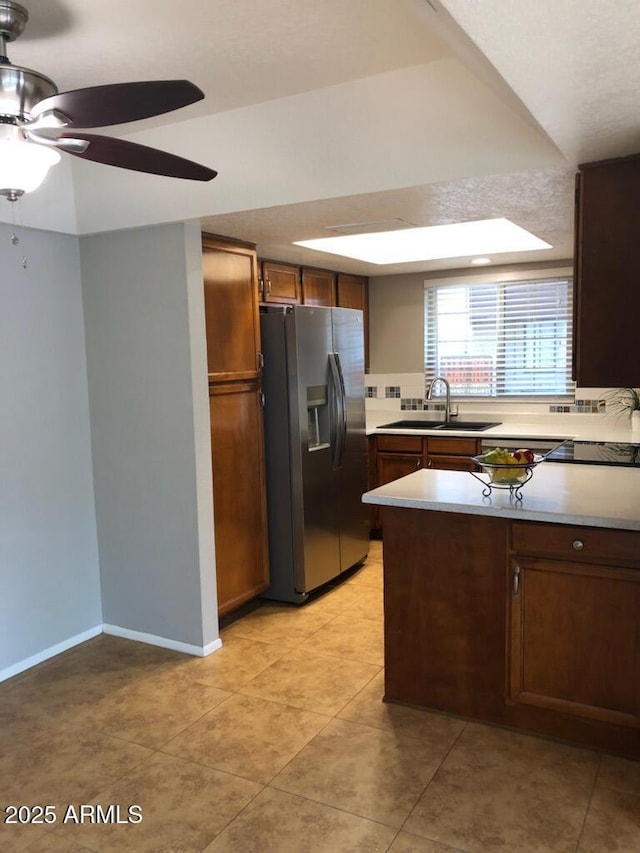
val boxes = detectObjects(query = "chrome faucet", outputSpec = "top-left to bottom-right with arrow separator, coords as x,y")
426,375 -> 456,422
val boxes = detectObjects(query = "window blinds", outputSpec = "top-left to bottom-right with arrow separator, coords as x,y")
424,277 -> 574,398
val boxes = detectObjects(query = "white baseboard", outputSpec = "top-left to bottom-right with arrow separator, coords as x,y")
0,625 -> 223,684
0,624 -> 103,684
103,624 -> 222,657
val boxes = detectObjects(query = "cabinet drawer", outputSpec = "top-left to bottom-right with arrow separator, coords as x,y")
426,437 -> 479,456
428,454 -> 477,472
376,435 -> 423,453
512,522 -> 640,566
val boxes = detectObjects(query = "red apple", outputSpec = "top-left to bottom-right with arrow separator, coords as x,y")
514,448 -> 535,463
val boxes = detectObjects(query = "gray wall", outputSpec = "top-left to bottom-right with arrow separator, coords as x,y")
0,225 -> 102,674
368,273 -> 426,373
80,222 -> 218,648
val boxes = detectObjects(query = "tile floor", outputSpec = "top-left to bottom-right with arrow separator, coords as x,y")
1,541 -> 639,852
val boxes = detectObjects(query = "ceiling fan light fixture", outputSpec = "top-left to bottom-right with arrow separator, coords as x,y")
0,139 -> 60,199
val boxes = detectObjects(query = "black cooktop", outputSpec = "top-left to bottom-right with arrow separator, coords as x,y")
546,440 -> 640,467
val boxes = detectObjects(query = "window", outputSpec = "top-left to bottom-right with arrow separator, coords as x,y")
424,275 -> 574,399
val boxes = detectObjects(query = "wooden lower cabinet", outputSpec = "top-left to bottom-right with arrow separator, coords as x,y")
370,434 -> 480,531
425,437 -> 480,471
371,435 -> 423,533
209,381 -> 269,617
509,555 -> 640,726
382,508 -> 640,757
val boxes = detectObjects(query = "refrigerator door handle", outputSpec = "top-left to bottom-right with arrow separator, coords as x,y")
329,351 -> 347,469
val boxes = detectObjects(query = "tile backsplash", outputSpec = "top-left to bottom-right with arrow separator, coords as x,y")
365,374 -> 608,414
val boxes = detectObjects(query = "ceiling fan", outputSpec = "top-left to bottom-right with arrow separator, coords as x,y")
0,0 -> 217,201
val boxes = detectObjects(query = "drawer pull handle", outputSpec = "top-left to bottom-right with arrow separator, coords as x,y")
572,539 -> 584,551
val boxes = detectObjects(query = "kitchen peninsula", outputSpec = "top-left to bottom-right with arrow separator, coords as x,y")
363,463 -> 640,758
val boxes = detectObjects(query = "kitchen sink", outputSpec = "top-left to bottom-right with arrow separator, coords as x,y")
378,420 -> 441,429
378,420 -> 501,431
432,421 -> 501,431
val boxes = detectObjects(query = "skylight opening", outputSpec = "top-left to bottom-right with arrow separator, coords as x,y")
294,218 -> 552,265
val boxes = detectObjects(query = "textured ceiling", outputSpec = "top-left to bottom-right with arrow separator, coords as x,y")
2,0 -> 638,274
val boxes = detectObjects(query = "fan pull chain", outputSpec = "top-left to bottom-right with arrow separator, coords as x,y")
8,195 -> 28,269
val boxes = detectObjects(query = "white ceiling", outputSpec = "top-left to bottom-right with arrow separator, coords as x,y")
3,0 -> 639,275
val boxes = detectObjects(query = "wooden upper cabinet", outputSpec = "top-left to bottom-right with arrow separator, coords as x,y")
301,267 -> 336,306
202,235 -> 261,382
336,273 -> 368,310
574,154 -> 640,387
337,273 -> 369,369
260,260 -> 301,304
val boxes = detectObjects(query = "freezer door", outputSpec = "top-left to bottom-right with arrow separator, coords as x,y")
331,307 -> 370,571
288,306 -> 342,592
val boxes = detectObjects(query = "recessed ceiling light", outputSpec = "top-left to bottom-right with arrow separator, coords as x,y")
294,218 -> 552,265
470,257 -> 492,265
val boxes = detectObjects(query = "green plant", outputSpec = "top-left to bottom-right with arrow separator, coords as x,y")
604,388 -> 640,418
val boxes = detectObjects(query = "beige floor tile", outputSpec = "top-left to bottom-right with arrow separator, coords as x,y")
51,752 -> 261,852
0,824 -> 50,853
1,636 -> 189,740
221,603 -> 335,646
80,668 -> 230,748
202,786 -> 396,852
0,729 -> 151,832
339,672 -> 465,746
162,692 -> 331,783
405,722 -> 599,853
389,832 -> 466,852
342,587 -> 385,621
577,786 -> 640,852
596,753 -> 640,795
22,834 -> 97,852
272,717 -> 446,828
303,581 -> 371,616
238,647 -> 380,715
297,614 -> 384,666
177,636 -> 284,690
347,560 -> 384,589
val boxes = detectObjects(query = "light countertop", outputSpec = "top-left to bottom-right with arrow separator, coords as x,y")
366,408 -> 640,444
362,464 -> 640,531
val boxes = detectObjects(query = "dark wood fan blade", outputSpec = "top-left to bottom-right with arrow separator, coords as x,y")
56,133 -> 217,181
31,80 -> 205,128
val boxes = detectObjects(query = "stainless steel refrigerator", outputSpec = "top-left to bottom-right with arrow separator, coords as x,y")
259,304 -> 369,603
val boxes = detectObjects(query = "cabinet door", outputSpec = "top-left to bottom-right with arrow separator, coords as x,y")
202,236 -> 261,382
260,260 -> 301,304
376,451 -> 423,484
301,268 -> 336,306
374,451 -> 423,533
337,273 -> 369,369
509,556 -> 640,726
209,381 -> 269,617
336,273 -> 368,310
574,155 -> 640,386
384,509 -> 509,717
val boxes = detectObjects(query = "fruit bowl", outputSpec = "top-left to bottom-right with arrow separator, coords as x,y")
470,448 -> 544,499
472,452 -> 544,484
